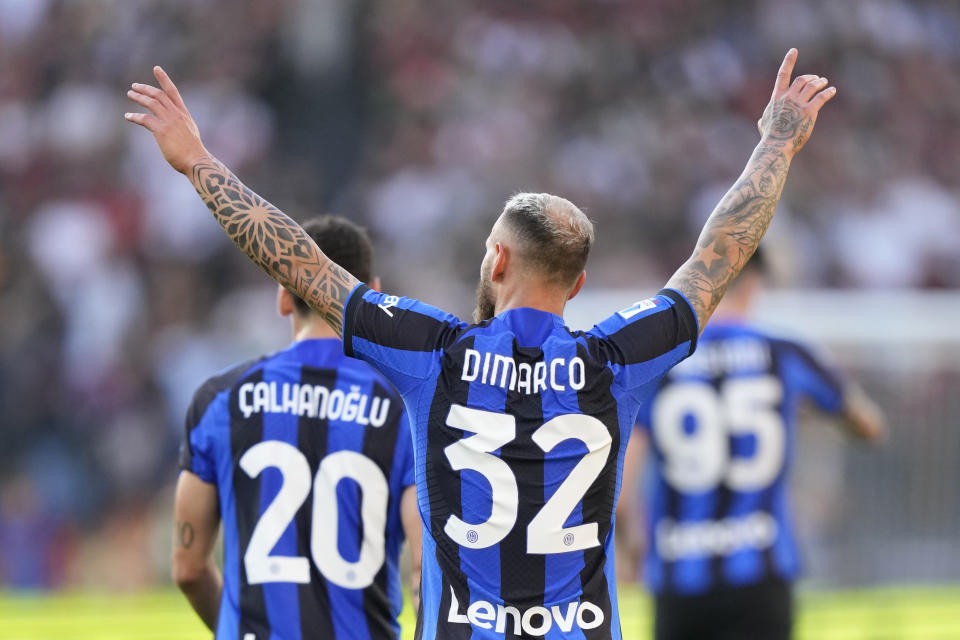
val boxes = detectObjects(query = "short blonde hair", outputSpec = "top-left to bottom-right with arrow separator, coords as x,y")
501,192 -> 594,287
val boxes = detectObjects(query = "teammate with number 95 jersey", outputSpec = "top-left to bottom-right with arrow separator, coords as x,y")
619,249 -> 886,640
173,217 -> 421,640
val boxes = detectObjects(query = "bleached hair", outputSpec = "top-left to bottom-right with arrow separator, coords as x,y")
501,192 -> 594,286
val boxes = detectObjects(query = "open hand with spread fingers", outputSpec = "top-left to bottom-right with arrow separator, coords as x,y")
124,65 -> 360,337
756,48 -> 837,157
124,66 -> 209,174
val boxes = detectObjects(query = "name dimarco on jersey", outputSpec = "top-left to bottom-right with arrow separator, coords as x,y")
236,381 -> 391,426
460,348 -> 586,395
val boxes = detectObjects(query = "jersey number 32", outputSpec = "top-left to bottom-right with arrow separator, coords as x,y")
443,404 -> 612,554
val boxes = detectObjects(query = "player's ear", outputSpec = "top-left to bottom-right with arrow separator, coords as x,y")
369,276 -> 382,293
277,284 -> 295,317
567,271 -> 587,301
491,242 -> 508,283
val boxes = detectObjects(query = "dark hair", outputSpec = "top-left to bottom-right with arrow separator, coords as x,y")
742,245 -> 768,276
292,216 -> 373,315
726,245 -> 769,292
501,193 -> 594,287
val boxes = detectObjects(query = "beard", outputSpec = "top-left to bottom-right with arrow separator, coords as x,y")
473,272 -> 496,323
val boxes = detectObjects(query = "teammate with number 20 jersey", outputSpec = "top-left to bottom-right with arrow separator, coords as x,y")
174,218 -> 420,640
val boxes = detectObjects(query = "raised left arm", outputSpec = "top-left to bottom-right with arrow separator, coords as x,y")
666,48 -> 836,331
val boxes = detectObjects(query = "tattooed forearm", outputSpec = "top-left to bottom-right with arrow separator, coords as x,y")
667,142 -> 791,329
665,49 -> 835,331
188,156 -> 359,335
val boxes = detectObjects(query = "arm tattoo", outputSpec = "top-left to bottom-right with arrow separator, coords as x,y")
667,141 -> 792,329
189,156 -> 358,336
177,521 -> 196,549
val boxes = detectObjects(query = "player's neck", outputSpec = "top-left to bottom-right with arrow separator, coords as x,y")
494,288 -> 567,318
291,315 -> 340,342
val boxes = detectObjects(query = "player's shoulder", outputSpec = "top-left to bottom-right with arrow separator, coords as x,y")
339,352 -> 405,399
706,322 -> 827,371
353,284 -> 467,328
186,356 -> 267,429
750,326 -> 815,358
266,339 -> 404,400
594,290 -> 688,328
768,332 -> 836,376
701,321 -> 771,342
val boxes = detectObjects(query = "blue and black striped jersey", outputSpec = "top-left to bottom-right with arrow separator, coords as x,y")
342,284 -> 698,639
635,321 -> 846,596
179,338 -> 415,640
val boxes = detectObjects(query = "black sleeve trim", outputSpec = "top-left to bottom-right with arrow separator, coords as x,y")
658,288 -> 699,356
342,283 -> 370,358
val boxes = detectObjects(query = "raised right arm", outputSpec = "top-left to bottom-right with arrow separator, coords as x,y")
124,67 -> 357,335
666,49 -> 837,331
187,155 -> 358,334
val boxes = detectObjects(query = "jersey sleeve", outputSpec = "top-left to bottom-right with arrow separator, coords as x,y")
178,387 -> 223,484
778,339 -> 846,414
397,410 -> 416,488
634,390 -> 656,433
587,288 -> 698,400
342,283 -> 468,395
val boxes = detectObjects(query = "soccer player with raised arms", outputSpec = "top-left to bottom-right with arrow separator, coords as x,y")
171,216 -> 421,640
128,49 -> 836,639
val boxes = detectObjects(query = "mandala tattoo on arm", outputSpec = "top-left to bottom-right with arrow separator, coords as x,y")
189,157 -> 359,336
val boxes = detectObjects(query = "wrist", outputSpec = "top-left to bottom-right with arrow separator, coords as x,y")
757,137 -> 796,162
181,148 -> 213,176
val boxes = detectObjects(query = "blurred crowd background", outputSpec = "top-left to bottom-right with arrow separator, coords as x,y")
1,0 -> 958,590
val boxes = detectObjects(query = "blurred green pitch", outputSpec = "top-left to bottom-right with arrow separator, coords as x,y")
2,584 -> 959,639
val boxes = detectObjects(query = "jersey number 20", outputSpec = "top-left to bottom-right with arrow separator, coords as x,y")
239,441 -> 388,589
